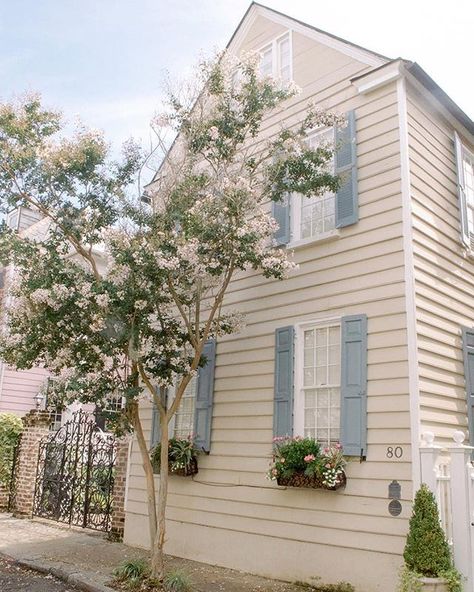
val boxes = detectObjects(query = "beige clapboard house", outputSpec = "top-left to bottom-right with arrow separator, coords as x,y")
123,4 -> 474,591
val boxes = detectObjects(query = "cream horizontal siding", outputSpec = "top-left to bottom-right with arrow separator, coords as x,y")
124,18 -> 409,592
406,82 -> 474,440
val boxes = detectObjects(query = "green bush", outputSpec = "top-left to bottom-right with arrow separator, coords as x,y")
401,484 -> 462,592
0,413 -> 23,487
403,484 -> 452,576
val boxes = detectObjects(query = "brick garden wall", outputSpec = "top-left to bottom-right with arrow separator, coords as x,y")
110,436 -> 131,539
7,409 -> 130,538
12,410 -> 50,517
0,482 -> 9,510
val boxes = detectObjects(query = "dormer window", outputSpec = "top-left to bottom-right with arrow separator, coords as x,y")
259,32 -> 292,82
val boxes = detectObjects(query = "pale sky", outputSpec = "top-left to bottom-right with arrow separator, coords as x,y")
1,0 -> 473,152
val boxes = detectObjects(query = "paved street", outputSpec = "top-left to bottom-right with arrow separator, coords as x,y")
0,556 -> 78,591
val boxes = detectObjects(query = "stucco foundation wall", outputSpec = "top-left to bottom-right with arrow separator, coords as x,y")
125,512 -> 402,591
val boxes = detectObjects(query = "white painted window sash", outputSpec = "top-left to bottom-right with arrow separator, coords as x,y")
293,318 -> 341,442
258,30 -> 293,82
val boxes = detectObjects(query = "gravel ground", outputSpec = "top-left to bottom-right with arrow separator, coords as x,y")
0,556 -> 79,592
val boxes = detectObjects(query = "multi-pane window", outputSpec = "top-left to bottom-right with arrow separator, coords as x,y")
302,324 -> 341,446
259,33 -> 292,81
278,35 -> 291,82
173,376 -> 197,439
260,45 -> 273,77
294,128 -> 336,241
49,408 -> 63,432
463,148 -> 474,240
105,393 -> 124,413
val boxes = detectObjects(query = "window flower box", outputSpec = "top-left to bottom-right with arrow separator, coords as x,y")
168,456 -> 198,477
267,437 -> 346,491
151,437 -> 199,477
276,470 -> 346,491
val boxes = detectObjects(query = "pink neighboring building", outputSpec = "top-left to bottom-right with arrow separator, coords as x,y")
0,208 -> 51,416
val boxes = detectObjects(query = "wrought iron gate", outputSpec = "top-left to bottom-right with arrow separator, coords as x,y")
33,411 -> 116,531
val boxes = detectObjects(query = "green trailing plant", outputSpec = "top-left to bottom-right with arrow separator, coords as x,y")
151,437 -> 199,474
438,569 -> 463,592
398,567 -> 422,592
163,569 -> 192,592
401,484 -> 462,592
0,413 -> 23,488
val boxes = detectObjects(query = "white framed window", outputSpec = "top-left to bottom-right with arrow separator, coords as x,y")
259,32 -> 293,82
294,320 -> 341,447
463,147 -> 474,240
290,127 -> 337,244
172,375 -> 197,439
104,393 -> 125,413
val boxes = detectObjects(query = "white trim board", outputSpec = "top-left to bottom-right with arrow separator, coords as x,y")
397,76 -> 421,492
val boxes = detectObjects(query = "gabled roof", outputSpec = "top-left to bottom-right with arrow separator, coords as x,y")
147,3 -> 473,187
228,2 -> 389,68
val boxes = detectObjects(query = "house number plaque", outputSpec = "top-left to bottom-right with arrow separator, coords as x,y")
386,446 -> 403,459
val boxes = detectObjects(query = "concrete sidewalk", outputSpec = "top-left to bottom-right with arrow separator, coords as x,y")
0,514 -> 300,592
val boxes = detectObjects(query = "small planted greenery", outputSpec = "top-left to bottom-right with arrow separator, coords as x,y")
400,484 -> 462,592
294,580 -> 355,592
112,560 -> 192,592
267,436 -> 346,490
163,569 -> 192,592
113,558 -> 153,590
151,437 -> 199,476
0,413 -> 23,489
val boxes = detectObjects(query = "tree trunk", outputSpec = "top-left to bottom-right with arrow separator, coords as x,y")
151,416 -> 169,580
130,402 -> 157,551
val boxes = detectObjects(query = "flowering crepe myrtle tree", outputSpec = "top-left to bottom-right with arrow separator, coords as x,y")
0,51 -> 343,579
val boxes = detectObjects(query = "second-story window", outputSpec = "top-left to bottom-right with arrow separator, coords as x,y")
259,32 -> 292,82
260,45 -> 273,77
291,127 -> 336,243
463,147 -> 474,237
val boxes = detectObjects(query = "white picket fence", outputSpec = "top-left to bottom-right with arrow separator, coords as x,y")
420,431 -> 474,592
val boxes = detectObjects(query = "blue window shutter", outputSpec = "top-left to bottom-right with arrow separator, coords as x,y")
193,339 -> 216,452
150,403 -> 160,448
335,110 -> 358,228
272,194 -> 291,246
273,326 -> 295,438
340,314 -> 368,457
462,328 -> 474,447
454,132 -> 470,248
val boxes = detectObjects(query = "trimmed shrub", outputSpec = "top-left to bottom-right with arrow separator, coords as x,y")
403,484 -> 452,576
0,413 -> 23,487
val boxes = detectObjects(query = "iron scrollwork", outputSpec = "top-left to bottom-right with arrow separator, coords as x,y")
33,410 -> 116,532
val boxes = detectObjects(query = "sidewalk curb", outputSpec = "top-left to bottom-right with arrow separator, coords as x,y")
1,553 -> 115,592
